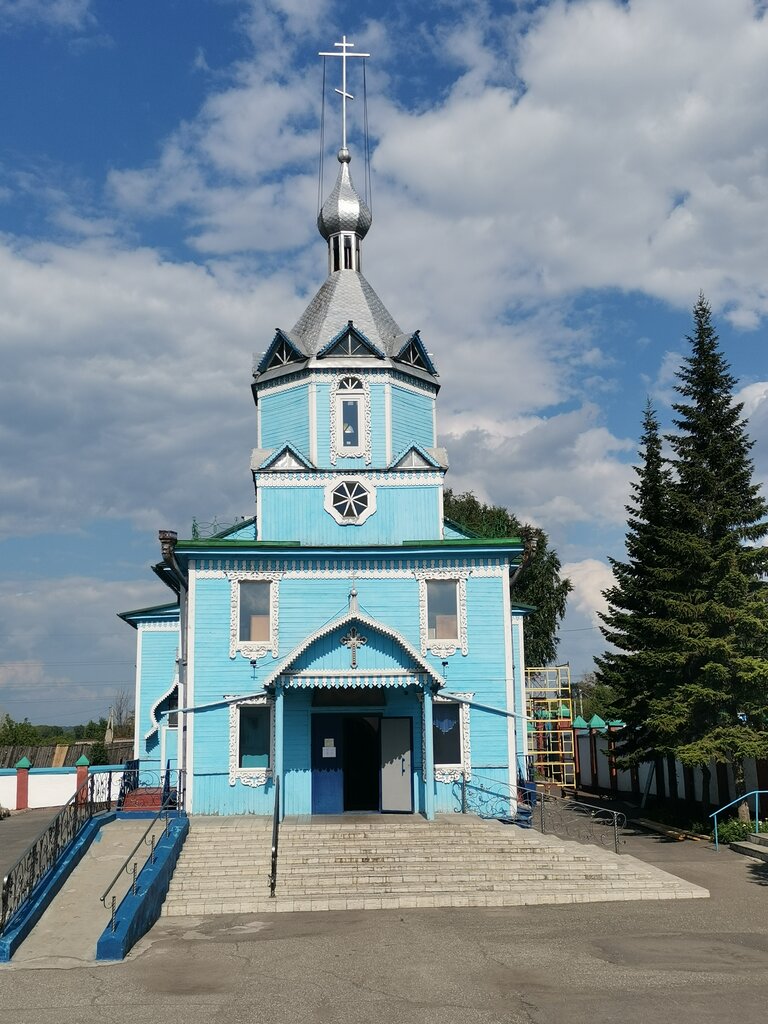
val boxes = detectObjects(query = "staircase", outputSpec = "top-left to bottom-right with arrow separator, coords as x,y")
730,831 -> 768,863
161,814 -> 708,916
121,787 -> 164,811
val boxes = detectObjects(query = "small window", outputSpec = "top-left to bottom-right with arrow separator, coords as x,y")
343,235 -> 353,269
239,706 -> 270,768
427,580 -> 458,640
332,236 -> 340,272
331,480 -> 369,519
167,690 -> 178,729
433,703 -> 461,765
239,581 -> 270,642
342,399 -> 360,447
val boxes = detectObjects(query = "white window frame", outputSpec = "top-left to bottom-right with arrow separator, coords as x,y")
417,571 -> 469,657
329,374 -> 371,464
229,574 -> 281,660
228,694 -> 274,787
432,693 -> 472,783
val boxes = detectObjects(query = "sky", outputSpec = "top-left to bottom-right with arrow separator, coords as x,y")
0,0 -> 766,724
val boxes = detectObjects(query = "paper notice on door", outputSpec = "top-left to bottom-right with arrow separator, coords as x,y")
322,746 -> 336,758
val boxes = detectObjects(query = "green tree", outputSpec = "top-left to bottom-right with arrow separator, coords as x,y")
655,296 -> 768,813
0,714 -> 37,746
443,490 -> 572,666
596,401 -> 675,764
573,672 -> 620,723
597,298 -> 768,814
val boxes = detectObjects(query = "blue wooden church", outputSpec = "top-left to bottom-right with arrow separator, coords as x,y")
120,43 -> 530,819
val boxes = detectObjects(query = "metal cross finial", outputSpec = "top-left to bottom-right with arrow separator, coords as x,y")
319,35 -> 370,152
340,626 -> 367,669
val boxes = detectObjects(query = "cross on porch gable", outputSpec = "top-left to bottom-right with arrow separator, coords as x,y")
340,626 -> 368,669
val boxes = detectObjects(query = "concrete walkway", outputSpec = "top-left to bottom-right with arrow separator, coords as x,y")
10,818 -> 155,967
0,808 -> 61,878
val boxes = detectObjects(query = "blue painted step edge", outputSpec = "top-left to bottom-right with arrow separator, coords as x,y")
96,814 -> 189,961
0,810 -> 117,962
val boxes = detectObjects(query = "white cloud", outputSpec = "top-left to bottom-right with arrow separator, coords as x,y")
0,0 -> 92,30
563,558 -> 614,628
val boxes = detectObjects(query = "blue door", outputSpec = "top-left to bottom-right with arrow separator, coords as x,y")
311,714 -> 344,814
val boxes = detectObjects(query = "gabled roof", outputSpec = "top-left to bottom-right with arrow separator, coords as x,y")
393,332 -> 438,376
260,608 -> 446,691
316,321 -> 385,360
256,329 -> 307,375
257,444 -> 316,472
117,602 -> 179,629
388,444 -> 445,471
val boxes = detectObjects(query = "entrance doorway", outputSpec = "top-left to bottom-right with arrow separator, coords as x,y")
310,713 -> 413,815
343,716 -> 380,811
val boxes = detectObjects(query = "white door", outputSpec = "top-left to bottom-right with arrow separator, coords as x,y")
381,717 -> 413,813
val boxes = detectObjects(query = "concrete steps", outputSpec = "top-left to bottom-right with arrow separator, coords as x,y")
730,831 -> 768,862
161,814 -> 708,916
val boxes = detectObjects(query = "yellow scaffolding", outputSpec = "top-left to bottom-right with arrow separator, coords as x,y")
525,664 -> 575,788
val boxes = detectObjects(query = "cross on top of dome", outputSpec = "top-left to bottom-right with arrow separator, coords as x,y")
317,35 -> 372,264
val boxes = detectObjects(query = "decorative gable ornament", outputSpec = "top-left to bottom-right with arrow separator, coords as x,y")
257,330 -> 305,374
317,322 -> 385,360
260,444 -> 316,472
393,332 -> 438,377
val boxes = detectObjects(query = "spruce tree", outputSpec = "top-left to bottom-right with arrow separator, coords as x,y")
654,296 -> 768,808
596,401 -> 676,764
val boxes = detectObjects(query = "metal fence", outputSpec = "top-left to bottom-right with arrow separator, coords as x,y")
1,771 -> 113,934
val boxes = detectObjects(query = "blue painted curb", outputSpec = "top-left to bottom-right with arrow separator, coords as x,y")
96,814 -> 189,961
0,811 -> 117,962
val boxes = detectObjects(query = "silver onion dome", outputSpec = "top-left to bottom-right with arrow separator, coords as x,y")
317,148 -> 372,241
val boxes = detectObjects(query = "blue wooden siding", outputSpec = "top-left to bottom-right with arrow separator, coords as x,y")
138,629 -> 178,761
260,385 -> 310,456
186,568 -> 515,815
391,386 -> 434,453
258,483 -> 442,545
313,379 -> 387,469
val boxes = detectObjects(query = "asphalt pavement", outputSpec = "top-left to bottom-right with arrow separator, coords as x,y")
0,825 -> 766,1024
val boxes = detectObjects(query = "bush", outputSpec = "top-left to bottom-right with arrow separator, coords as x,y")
713,818 -> 768,844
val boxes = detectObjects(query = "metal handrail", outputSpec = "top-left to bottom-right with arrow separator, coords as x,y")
457,771 -> 627,855
268,776 -> 280,898
709,789 -> 768,852
1,771 -> 113,933
99,769 -> 186,933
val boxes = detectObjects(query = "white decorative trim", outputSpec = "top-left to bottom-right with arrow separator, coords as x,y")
228,573 -> 282,660
329,373 -> 371,465
227,693 -> 274,787
260,608 -> 446,692
256,367 -> 438,398
138,621 -> 179,632
282,672 -> 422,689
433,693 -> 473,782
196,559 -> 506,579
144,672 -> 179,741
323,478 -> 377,526
417,571 -> 470,657
254,471 -> 444,487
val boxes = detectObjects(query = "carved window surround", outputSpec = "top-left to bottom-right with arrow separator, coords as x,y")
228,571 -> 282,660
329,373 -> 371,465
227,693 -> 274,788
416,570 -> 470,657
434,692 -> 473,783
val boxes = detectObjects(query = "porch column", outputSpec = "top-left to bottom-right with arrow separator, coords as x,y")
423,685 -> 435,821
274,682 -> 284,821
